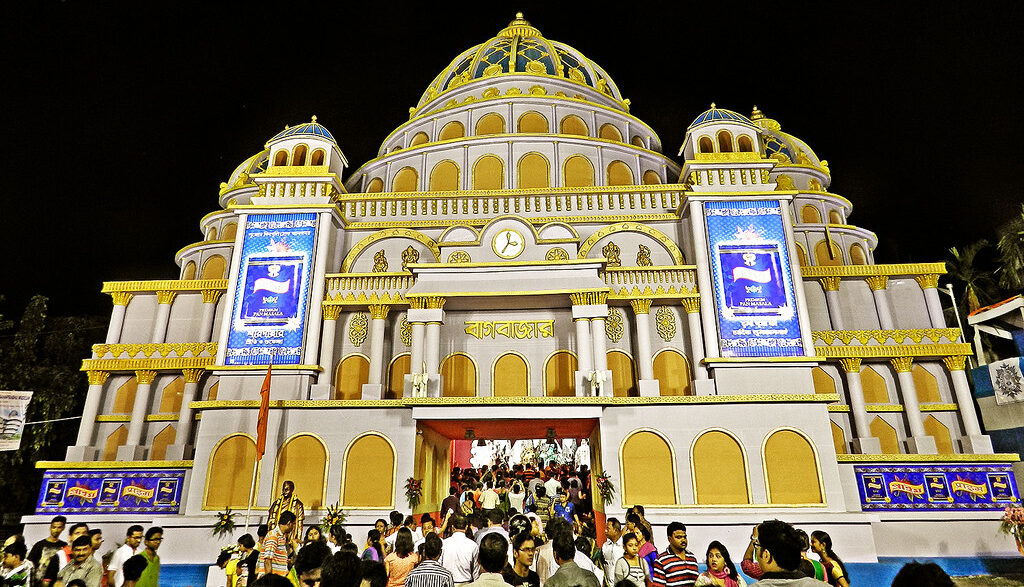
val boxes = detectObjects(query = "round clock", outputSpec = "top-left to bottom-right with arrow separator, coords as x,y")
492,228 -> 525,259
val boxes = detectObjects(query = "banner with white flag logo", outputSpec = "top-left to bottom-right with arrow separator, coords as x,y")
0,391 -> 33,450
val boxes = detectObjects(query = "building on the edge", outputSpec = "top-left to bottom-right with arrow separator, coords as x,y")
25,14 -> 1022,566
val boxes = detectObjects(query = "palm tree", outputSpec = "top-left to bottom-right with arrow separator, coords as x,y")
996,204 -> 1024,293
947,240 -> 997,313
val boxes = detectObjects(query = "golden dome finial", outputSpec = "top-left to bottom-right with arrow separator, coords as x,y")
750,105 -> 764,121
311,115 -> 318,123
710,102 -> 716,109
499,12 -> 541,38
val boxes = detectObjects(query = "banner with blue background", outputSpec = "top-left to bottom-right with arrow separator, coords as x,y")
36,469 -> 186,514
854,464 -> 1019,510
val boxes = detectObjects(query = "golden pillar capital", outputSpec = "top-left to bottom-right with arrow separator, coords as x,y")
182,368 -> 205,384
865,275 -> 889,291
914,274 -> 940,290
838,357 -> 862,373
86,371 -> 110,386
942,355 -> 967,372
680,297 -> 701,314
409,296 -> 446,310
322,304 -> 343,321
369,304 -> 392,320
570,291 -> 608,306
135,370 -> 158,385
629,299 -> 652,315
818,277 -> 842,292
157,291 -> 178,305
201,289 -> 224,304
889,357 -> 914,373
110,292 -> 134,306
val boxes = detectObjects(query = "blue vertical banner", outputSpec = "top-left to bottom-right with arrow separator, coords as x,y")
704,200 -> 804,357
224,213 -> 318,365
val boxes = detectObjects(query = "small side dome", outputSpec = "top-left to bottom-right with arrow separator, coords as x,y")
266,115 -> 337,147
751,107 -> 826,170
688,104 -> 758,130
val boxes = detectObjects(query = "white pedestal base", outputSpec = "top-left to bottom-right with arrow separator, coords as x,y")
638,379 -> 661,397
574,370 -> 613,397
308,383 -> 333,400
402,375 -> 441,398
361,383 -> 384,400
65,445 -> 97,461
693,379 -> 717,396
906,436 -> 938,455
851,437 -> 882,454
116,445 -> 148,461
959,434 -> 994,454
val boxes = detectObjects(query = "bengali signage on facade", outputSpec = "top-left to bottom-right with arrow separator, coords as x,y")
704,200 -> 804,357
225,213 -> 318,365
36,469 -> 186,514
0,391 -> 32,451
854,465 -> 1020,510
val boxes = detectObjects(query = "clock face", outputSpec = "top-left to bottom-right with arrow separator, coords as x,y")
492,228 -> 526,259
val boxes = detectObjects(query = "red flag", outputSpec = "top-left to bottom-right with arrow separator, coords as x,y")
255,358 -> 272,459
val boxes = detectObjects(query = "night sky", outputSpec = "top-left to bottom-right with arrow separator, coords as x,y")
4,2 -> 1022,318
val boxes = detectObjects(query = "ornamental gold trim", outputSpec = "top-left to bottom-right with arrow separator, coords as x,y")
836,454 -> 1020,463
838,357 -> 862,373
110,292 -> 134,306
93,343 -> 218,360
815,344 -> 972,359
134,370 -> 158,385
95,415 -> 130,422
182,368 -> 205,384
570,292 -> 609,306
156,291 -> 178,305
914,274 -> 941,289
348,312 -> 369,346
36,460 -> 194,470
818,277 -> 841,292
630,298 -> 652,314
680,297 -> 701,313
920,403 -> 960,411
812,328 -> 961,346
81,356 -> 216,372
322,304 -> 343,321
864,275 -> 889,291
343,214 -> 680,231
102,279 -> 229,293
890,357 -> 914,373
799,263 -> 946,279
201,289 -> 224,304
86,371 -> 110,386
407,296 -> 446,309
578,222 -> 686,265
942,355 -> 967,371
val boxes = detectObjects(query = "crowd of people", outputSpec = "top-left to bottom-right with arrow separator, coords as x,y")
2,517 -> 160,587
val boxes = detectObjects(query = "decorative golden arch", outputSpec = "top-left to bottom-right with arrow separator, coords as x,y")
544,350 -> 577,397
292,143 -> 309,166
814,238 -> 843,266
387,353 -> 410,400
794,243 -> 808,266
429,160 -> 460,191
103,425 -> 128,461
112,377 -> 138,414
599,123 -> 623,142
204,433 -> 259,509
273,433 -> 329,509
150,424 -> 175,461
222,223 -> 238,241
159,376 -> 184,413
334,353 -> 369,400
849,243 -> 868,265
578,222 -> 686,265
861,366 -> 890,403
698,136 -> 714,153
830,420 -> 846,455
492,352 -> 530,397
201,255 -> 227,279
761,428 -> 825,504
619,428 -> 678,506
472,155 -> 504,190
691,428 -> 751,504
439,121 -> 465,141
341,432 -> 397,508
476,113 -> 506,136
365,177 -> 384,193
737,135 -> 754,152
923,415 -> 954,454
441,352 -> 477,397
716,130 -> 734,153
828,209 -> 843,224
182,260 -> 197,280
517,152 -> 550,189
652,348 -> 691,396
607,349 -> 638,397
310,148 -> 326,166
393,166 -> 419,192
606,160 -> 634,186
342,229 -> 441,272
912,364 -> 941,402
274,150 -> 288,166
517,111 -> 548,133
563,155 -> 595,187
801,204 -> 822,224
642,170 -> 661,185
870,416 -> 901,454
409,132 -> 429,147
811,367 -> 837,395
560,115 -> 588,136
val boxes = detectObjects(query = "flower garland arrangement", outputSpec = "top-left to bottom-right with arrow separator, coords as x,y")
320,502 -> 348,534
405,477 -> 423,509
1000,506 -> 1024,553
594,472 -> 616,505
212,508 -> 237,538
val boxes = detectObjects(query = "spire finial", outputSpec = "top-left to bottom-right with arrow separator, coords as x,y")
710,102 -> 716,109
311,115 -> 318,123
750,105 -> 764,121
499,12 -> 541,38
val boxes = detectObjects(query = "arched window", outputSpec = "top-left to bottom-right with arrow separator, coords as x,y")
103,425 -> 127,461
113,377 -> 137,414
814,239 -> 842,266
392,167 -> 419,192
342,434 -> 395,508
205,434 -> 258,509
698,136 -> 714,153
206,227 -> 218,241
794,244 -> 808,267
606,161 -> 634,186
517,153 -> 549,189
201,255 -> 227,279
274,150 -> 288,166
274,434 -> 327,509
560,115 -> 588,136
801,205 -> 822,223
473,155 -> 504,190
150,425 -> 175,460
692,430 -> 749,504
717,130 -> 734,153
607,350 -> 638,397
870,416 -> 900,454
861,366 -> 890,403
812,367 -> 836,395
438,121 -> 465,141
493,353 -> 528,396
653,349 -> 691,396
292,144 -> 308,166
428,160 -> 460,191
631,136 -> 645,148
923,415 -> 954,454
849,243 -> 868,265
222,223 -> 237,241
409,132 -> 429,147
621,431 -> 677,505
763,429 -> 824,504
365,177 -> 384,193
828,209 -> 843,224
642,170 -> 661,185
544,351 -> 577,397
441,353 -> 476,397
159,376 -> 184,413
599,123 -> 622,142
387,354 -> 410,400
831,421 -> 846,455
182,261 -> 197,280
912,364 -> 941,402
310,149 -> 326,166
517,111 -> 548,133
207,381 -> 219,401
563,155 -> 595,187
475,113 -> 505,136
737,135 -> 754,152
334,354 -> 369,400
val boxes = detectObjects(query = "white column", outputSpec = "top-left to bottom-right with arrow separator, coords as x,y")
574,318 -> 593,372
199,290 -> 223,342
591,316 -> 608,372
410,319 -> 426,374
318,306 -> 341,384
916,274 -> 947,328
839,358 -> 880,453
943,355 -> 993,453
119,369 -> 157,460
891,357 -> 937,454
74,371 -> 109,448
866,276 -> 895,330
151,291 -> 176,343
631,299 -> 655,381
172,369 -> 203,444
368,305 -> 391,383
106,293 -> 133,343
301,211 -> 334,366
682,298 -> 707,380
819,278 -> 845,330
425,322 -> 442,375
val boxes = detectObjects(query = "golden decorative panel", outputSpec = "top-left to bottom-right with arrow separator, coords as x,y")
372,250 -> 388,272
447,250 -> 472,263
348,313 -> 369,346
655,306 -> 676,341
400,315 -> 412,346
545,247 -> 569,261
93,343 -> 218,360
401,245 -> 420,270
602,241 -> 621,266
812,328 -> 961,346
606,308 -> 625,343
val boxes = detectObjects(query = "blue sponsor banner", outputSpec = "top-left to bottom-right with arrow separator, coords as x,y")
854,464 -> 1020,511
225,213 -> 318,366
704,200 -> 804,357
36,469 -> 186,514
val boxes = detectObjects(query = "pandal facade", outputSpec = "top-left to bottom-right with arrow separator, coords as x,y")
28,14 -> 1022,564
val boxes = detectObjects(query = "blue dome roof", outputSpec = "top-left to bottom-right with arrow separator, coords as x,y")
688,105 -> 757,129
267,117 -> 337,146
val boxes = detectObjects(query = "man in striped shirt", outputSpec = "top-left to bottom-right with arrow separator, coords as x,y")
651,522 -> 698,587
257,511 -> 295,577
405,534 -> 454,587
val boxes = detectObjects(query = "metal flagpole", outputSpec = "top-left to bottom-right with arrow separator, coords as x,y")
244,455 -> 260,531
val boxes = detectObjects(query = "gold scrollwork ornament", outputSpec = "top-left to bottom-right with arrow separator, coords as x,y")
655,306 -> 676,342
637,244 -> 653,267
400,315 -> 412,347
605,308 -> 624,343
349,312 -> 369,346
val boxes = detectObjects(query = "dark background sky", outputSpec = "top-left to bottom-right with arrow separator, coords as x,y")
3,2 -> 1022,318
